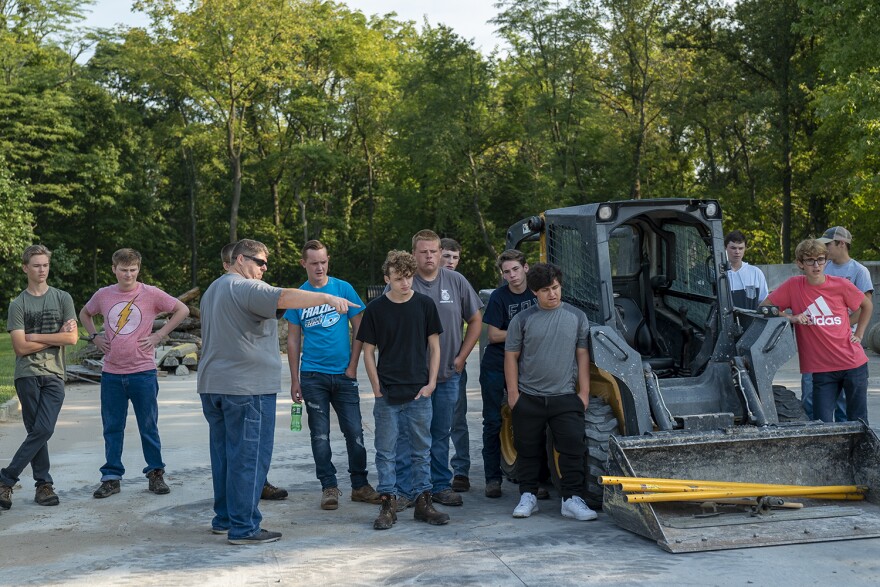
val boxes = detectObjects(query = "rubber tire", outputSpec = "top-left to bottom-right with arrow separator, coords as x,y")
546,396 -> 619,509
773,384 -> 809,422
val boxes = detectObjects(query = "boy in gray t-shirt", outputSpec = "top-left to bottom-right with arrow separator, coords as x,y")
505,263 -> 596,522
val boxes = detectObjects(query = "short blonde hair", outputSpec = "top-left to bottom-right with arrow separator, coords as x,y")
795,239 -> 827,262
383,250 -> 417,277
112,248 -> 142,268
22,245 -> 51,265
411,229 -> 440,251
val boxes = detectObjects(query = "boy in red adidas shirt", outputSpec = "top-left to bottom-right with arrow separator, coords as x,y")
80,249 -> 189,498
763,239 -> 871,423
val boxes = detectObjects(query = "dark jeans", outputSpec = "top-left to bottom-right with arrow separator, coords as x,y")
0,375 -> 65,487
511,393 -> 586,499
300,371 -> 369,490
480,368 -> 505,483
801,373 -> 847,422
99,370 -> 164,480
201,393 -> 276,540
450,369 -> 470,477
812,363 -> 869,424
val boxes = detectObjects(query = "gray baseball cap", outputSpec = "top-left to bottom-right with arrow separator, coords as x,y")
817,226 -> 852,244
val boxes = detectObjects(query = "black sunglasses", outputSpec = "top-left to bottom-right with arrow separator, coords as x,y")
243,255 -> 268,268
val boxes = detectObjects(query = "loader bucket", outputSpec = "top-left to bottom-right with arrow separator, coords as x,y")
603,422 -> 880,553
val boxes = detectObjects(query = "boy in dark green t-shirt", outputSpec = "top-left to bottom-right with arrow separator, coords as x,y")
1,245 -> 77,510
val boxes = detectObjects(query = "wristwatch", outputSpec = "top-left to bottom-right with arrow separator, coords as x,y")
86,333 -> 98,342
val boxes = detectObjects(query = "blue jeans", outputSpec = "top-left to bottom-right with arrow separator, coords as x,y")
812,364 -> 869,424
479,368 -> 506,483
99,370 -> 164,480
373,395 -> 432,496
201,393 -> 276,540
801,373 -> 847,421
301,371 -> 369,490
450,370 -> 470,478
0,376 -> 65,487
395,373 -> 461,496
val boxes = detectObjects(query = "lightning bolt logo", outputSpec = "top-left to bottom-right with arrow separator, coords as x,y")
114,297 -> 138,334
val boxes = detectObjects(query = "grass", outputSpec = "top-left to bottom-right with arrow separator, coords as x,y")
0,331 -> 90,404
0,332 -> 15,404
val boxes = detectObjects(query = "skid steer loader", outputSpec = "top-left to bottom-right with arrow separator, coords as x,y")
494,198 -> 880,552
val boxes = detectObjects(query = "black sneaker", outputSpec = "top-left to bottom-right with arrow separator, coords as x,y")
536,486 -> 550,500
484,480 -> 502,499
0,483 -> 13,509
228,529 -> 282,545
147,469 -> 170,495
93,480 -> 120,499
35,483 -> 59,506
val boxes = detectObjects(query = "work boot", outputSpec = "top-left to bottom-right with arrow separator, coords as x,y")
0,483 -> 13,510
321,486 -> 341,510
535,486 -> 550,500
414,491 -> 450,525
147,469 -> 170,495
484,480 -> 502,499
351,483 -> 383,504
451,475 -> 470,492
373,494 -> 398,530
93,480 -> 120,499
34,483 -> 60,506
431,488 -> 463,506
395,495 -> 413,512
261,481 -> 288,500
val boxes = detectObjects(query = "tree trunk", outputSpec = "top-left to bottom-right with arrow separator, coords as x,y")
468,152 -> 498,260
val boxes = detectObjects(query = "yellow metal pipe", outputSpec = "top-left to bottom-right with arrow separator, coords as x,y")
625,486 -> 865,503
601,476 -> 861,491
615,482 -> 837,493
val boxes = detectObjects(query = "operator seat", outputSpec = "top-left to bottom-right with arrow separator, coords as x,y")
614,296 -> 675,371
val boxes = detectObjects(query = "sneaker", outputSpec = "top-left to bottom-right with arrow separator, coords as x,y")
228,529 -> 282,545
0,483 -> 13,509
513,492 -> 539,518
561,496 -> 598,521
395,495 -> 413,512
536,486 -> 550,500
261,481 -> 288,500
351,483 -> 383,504
321,486 -> 341,510
93,480 -> 120,499
211,527 -> 228,535
484,480 -> 502,499
431,488 -> 463,506
451,475 -> 470,492
147,469 -> 170,495
34,483 -> 60,506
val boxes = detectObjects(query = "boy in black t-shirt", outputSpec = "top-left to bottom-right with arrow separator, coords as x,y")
357,250 -> 449,529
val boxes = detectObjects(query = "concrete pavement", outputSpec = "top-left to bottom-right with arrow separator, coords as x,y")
1,350 -> 880,586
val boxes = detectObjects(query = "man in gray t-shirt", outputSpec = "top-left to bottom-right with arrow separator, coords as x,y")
198,238 -> 358,545
505,263 -> 596,522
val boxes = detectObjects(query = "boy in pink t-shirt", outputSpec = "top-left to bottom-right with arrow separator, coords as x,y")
763,239 -> 872,423
80,249 -> 189,498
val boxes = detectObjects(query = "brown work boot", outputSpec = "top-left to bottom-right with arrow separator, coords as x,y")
432,488 -> 463,506
321,486 -> 341,510
0,483 -> 13,510
451,475 -> 470,492
147,469 -> 170,495
414,491 -> 450,525
34,483 -> 59,506
351,483 -> 382,504
373,494 -> 397,530
261,481 -> 289,500
395,495 -> 413,512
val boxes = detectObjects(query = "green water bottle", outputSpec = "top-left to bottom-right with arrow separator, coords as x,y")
290,402 -> 302,431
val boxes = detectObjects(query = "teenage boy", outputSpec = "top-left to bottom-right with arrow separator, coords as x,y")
357,250 -> 449,529
762,239 -> 871,424
221,242 -> 288,501
799,226 -> 875,421
1,245 -> 77,510
725,230 -> 768,310
480,249 -> 536,498
285,240 -> 380,510
440,237 -> 470,493
505,263 -> 597,521
80,248 -> 190,498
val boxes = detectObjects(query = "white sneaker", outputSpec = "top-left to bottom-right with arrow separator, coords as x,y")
561,496 -> 598,521
512,492 -> 539,518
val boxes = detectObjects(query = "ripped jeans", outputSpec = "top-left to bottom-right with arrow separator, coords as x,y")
300,371 -> 370,490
